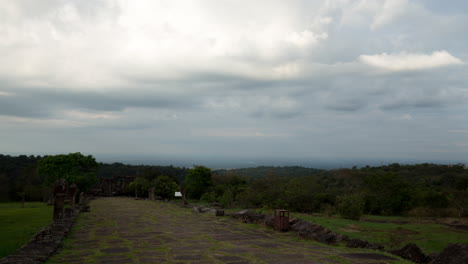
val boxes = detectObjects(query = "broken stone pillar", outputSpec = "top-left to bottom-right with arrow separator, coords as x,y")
79,192 -> 85,205
69,183 -> 78,209
181,187 -> 188,205
149,187 -> 155,200
53,179 -> 67,222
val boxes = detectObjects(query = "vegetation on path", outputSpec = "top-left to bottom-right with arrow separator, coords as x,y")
46,197 -> 411,264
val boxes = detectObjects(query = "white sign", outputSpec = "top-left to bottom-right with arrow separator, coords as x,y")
174,192 -> 182,197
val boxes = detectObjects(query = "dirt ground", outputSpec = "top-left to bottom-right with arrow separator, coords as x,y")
46,197 -> 406,264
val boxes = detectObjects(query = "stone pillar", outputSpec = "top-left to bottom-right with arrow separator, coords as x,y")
79,192 -> 85,205
53,179 -> 67,222
181,187 -> 188,205
69,183 -> 78,209
149,187 -> 155,201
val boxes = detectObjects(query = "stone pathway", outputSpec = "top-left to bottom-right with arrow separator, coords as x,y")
46,197 -> 407,264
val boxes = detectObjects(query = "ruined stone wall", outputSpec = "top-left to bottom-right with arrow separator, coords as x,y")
92,175 -> 135,196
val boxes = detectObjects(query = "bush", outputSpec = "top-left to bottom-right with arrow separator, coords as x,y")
337,194 -> 364,220
320,203 -> 336,217
200,191 -> 216,203
408,207 -> 461,218
220,189 -> 233,208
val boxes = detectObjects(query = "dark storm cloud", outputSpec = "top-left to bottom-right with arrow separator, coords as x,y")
326,100 -> 365,112
0,87 -> 200,118
380,99 -> 446,111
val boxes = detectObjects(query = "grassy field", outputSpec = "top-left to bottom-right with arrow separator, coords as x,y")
223,208 -> 468,255
0,202 -> 53,258
289,212 -> 467,254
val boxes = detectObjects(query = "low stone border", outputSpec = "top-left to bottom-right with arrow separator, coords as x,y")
227,209 -> 468,264
0,202 -> 90,264
191,205 -> 224,216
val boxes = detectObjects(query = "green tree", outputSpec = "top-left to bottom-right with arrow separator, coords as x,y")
364,172 -> 411,215
154,175 -> 178,200
38,152 -> 98,192
128,177 -> 150,198
337,193 -> 365,220
220,188 -> 234,208
185,166 -> 213,199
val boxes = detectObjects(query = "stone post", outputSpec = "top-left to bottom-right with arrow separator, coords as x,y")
69,183 -> 78,209
79,192 -> 85,205
181,187 -> 188,205
149,187 -> 155,201
53,179 -> 67,222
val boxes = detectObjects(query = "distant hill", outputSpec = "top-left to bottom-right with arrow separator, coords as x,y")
213,166 -> 323,180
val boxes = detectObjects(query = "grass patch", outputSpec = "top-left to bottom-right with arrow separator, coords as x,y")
0,202 -> 53,257
292,213 -> 468,254
224,207 -> 467,254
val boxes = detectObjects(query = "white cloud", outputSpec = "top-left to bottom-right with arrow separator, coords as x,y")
371,0 -> 409,29
359,50 -> 463,71
400,114 -> 413,120
0,0 -> 332,91
286,30 -> 328,48
0,91 -> 13,96
1,0 -> 468,161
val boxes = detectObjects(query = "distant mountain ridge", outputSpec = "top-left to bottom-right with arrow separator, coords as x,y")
213,166 -> 323,180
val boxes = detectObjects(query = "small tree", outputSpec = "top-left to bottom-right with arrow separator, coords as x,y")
337,193 -> 365,220
128,177 -> 149,198
200,191 -> 216,203
154,175 -> 178,200
185,166 -> 213,200
220,189 -> 234,208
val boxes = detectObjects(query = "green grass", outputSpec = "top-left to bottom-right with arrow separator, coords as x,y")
291,213 -> 468,254
224,207 -> 467,254
0,202 -> 53,257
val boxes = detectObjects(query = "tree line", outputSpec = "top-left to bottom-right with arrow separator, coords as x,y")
1,154 -> 466,218
208,164 -> 467,219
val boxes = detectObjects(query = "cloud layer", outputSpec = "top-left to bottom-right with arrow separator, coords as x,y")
360,51 -> 463,71
1,0 -> 468,164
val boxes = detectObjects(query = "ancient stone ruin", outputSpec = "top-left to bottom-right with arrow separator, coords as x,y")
52,179 -> 66,222
91,176 -> 135,196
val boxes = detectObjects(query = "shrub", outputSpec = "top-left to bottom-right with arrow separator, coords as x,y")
337,194 -> 364,220
220,189 -> 233,208
320,203 -> 336,217
200,191 -> 216,203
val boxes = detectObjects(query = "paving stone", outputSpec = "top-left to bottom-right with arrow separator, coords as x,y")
340,253 -> 397,260
100,246 -> 131,253
214,255 -> 247,262
47,197 -> 405,264
138,257 -> 168,263
173,254 -> 204,260
220,248 -> 252,254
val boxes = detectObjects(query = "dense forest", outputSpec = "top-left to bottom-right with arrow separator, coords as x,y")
211,164 -> 467,218
97,162 -> 188,184
1,154 -> 467,218
0,154 -> 188,202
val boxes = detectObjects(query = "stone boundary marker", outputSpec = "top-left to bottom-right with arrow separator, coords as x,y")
193,206 -> 468,264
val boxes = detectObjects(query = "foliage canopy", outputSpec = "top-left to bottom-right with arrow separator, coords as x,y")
38,152 -> 98,192
185,166 -> 213,199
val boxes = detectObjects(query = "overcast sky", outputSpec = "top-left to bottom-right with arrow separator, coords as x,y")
1,0 -> 467,167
